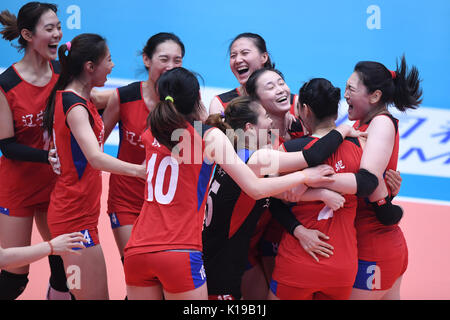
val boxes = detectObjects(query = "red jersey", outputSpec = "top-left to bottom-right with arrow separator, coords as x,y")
353,114 -> 406,261
107,82 -> 148,214
124,122 -> 215,257
47,91 -> 104,236
0,61 -> 59,208
273,136 -> 363,288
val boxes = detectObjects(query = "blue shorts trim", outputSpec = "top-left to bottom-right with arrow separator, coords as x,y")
353,259 -> 380,290
72,229 -> 96,251
189,251 -> 206,289
270,279 -> 278,295
109,212 -> 121,229
0,206 -> 10,216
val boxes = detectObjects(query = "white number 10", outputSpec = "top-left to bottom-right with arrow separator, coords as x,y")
146,154 -> 179,204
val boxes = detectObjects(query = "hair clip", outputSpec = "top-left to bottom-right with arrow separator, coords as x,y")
389,70 -> 396,79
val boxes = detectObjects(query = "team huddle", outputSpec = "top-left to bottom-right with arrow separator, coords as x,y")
0,2 -> 422,300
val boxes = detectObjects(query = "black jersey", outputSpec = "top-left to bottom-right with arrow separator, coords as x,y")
202,149 -> 270,299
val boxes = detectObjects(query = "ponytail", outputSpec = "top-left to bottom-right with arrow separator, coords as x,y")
148,67 -> 203,150
148,99 -> 188,150
392,55 -> 423,111
0,3 -> 58,51
205,112 -> 231,134
0,10 -> 20,42
43,43 -> 72,135
354,55 -> 422,112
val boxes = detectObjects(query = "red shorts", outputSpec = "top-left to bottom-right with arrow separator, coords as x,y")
353,249 -> 408,291
0,202 -> 49,218
270,279 -> 352,300
108,211 -> 139,229
124,251 -> 206,293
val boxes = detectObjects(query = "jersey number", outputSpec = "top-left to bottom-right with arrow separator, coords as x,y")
146,154 -> 179,204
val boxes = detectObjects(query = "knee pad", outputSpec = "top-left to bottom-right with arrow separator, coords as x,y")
0,270 -> 29,300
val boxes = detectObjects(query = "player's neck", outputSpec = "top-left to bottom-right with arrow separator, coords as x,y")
142,79 -> 159,111
310,118 -> 336,138
15,51 -> 52,86
66,77 -> 92,100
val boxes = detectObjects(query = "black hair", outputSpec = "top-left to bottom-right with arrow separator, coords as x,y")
148,67 -> 202,150
0,2 -> 57,51
206,96 -> 261,133
142,32 -> 185,70
229,32 -> 274,68
299,78 -> 341,120
245,67 -> 285,100
43,33 -> 108,134
354,55 -> 422,111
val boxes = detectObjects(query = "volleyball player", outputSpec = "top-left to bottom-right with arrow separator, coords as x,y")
101,32 -> 185,274
269,78 -> 374,300
42,34 -> 146,300
241,67 -> 305,298
209,33 -> 298,117
123,67 -> 360,300
203,95 -> 358,300
344,56 -> 422,300
0,2 -> 73,300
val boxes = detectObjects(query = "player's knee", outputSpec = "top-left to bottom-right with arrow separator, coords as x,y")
0,270 -> 29,300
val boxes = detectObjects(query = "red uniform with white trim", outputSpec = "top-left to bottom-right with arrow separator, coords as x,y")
124,122 -> 215,291
47,91 -> 104,246
272,136 -> 362,299
0,62 -> 59,216
107,82 -> 148,227
352,114 -> 408,291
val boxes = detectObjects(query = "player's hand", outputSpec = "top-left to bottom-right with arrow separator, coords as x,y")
137,163 -> 147,180
320,189 -> 345,211
385,169 -> 402,197
335,124 -> 367,139
293,225 -> 334,262
48,146 -> 61,175
303,164 -> 335,187
49,232 -> 87,256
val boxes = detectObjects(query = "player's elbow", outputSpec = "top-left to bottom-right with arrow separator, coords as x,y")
245,185 -> 267,200
86,152 -> 105,171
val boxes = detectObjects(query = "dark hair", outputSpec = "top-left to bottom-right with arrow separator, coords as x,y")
229,32 -> 274,68
206,96 -> 260,133
299,78 -> 341,120
43,33 -> 108,134
354,55 -> 422,111
245,67 -> 285,100
148,67 -> 202,150
0,2 -> 57,51
142,32 -> 185,70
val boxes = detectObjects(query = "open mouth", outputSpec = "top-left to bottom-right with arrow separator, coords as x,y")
276,96 -> 288,103
237,67 -> 249,75
48,44 -> 58,52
